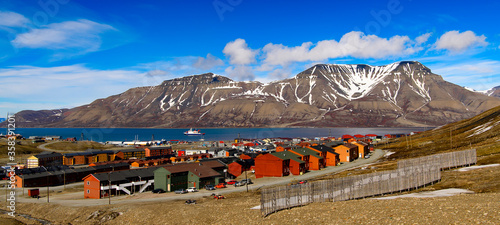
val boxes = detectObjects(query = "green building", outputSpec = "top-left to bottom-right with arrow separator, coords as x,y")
154,161 -> 225,191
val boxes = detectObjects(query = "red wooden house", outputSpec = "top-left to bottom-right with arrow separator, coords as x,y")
254,153 -> 290,178
227,159 -> 254,177
270,151 -> 306,175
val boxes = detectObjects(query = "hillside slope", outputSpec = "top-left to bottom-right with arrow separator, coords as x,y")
385,104 -> 500,161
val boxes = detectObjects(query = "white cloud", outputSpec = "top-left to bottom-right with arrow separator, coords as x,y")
0,65 -> 144,114
0,11 -> 29,27
192,53 -> 224,70
432,60 -> 500,91
260,31 -> 421,68
11,19 -> 116,54
223,38 -> 258,65
434,30 -> 487,52
268,68 -> 293,81
416,33 -> 432,44
224,65 -> 255,81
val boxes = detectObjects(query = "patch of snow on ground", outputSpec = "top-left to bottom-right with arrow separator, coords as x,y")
457,164 -> 500,172
374,188 -> 474,200
467,121 -> 499,138
384,151 -> 395,157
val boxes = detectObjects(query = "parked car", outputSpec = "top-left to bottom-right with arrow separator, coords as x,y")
205,185 -> 216,190
240,179 -> 253,184
226,180 -> 237,185
152,189 -> 166,194
234,181 -> 242,187
215,183 -> 226,188
298,180 -> 307,184
174,189 -> 187,194
186,187 -> 198,192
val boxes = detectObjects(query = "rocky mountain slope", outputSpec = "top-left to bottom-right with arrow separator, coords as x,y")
10,61 -> 500,128
483,85 -> 500,98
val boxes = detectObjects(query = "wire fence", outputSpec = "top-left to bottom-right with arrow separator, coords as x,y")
260,149 -> 476,216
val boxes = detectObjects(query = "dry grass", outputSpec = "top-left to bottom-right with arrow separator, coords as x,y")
0,139 -> 42,163
383,105 -> 500,160
44,141 -> 114,151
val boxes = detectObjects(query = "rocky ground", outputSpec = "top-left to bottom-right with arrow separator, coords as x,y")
1,191 -> 498,224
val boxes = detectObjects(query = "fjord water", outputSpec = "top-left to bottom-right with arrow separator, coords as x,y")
11,127 -> 430,142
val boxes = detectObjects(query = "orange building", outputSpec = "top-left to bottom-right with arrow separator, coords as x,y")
82,174 -> 102,199
276,145 -> 298,152
333,144 -> 358,162
351,142 -> 369,158
289,148 -> 324,170
306,145 -> 340,166
144,146 -> 172,158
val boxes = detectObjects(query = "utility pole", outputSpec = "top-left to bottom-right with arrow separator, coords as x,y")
108,172 -> 111,205
63,170 -> 66,189
245,169 -> 248,192
450,126 -> 453,150
43,166 -> 49,203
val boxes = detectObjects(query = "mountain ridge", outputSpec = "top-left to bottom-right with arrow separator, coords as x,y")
8,61 -> 500,128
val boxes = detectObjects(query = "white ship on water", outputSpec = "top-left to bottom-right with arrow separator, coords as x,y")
183,128 -> 205,136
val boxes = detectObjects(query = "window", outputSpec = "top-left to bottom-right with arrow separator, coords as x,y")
87,190 -> 90,193
87,181 -> 90,185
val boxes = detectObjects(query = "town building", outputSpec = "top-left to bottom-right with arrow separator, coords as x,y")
254,153 -> 290,178
333,143 -> 359,162
26,152 -> 63,168
289,148 -> 325,170
153,161 -> 225,192
306,145 -> 340,167
270,151 -> 306,175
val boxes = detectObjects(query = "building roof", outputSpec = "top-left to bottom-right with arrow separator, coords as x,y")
85,149 -> 114,154
323,141 -> 344,148
63,152 -> 92,157
270,151 -> 305,164
92,166 -> 159,184
352,141 -> 368,146
114,149 -> 145,153
147,146 -> 172,150
35,152 -> 63,159
200,157 -> 236,166
160,163 -> 221,178
340,143 -> 358,149
308,145 -> 339,155
290,148 -> 323,159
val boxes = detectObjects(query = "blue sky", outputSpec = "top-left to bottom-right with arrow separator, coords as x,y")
1,0 -> 499,116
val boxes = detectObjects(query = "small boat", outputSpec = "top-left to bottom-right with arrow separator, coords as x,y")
184,128 -> 205,136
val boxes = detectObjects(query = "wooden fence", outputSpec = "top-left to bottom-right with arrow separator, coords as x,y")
260,149 -> 476,216
397,149 -> 476,170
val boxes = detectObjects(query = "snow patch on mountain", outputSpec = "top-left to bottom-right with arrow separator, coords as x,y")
317,62 -> 400,101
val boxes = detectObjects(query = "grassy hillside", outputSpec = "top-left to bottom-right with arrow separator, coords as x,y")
0,139 -> 42,163
383,105 -> 500,164
44,140 -> 114,151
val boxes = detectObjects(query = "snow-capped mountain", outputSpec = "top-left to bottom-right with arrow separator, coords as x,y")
481,86 -> 500,98
10,61 -> 500,128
